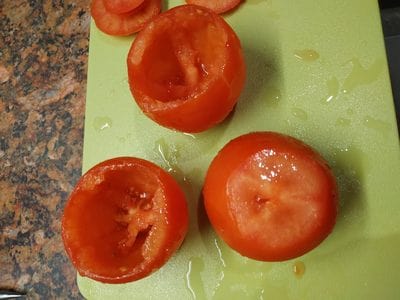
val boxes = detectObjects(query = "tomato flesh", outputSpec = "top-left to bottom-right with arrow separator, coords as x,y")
91,0 -> 161,36
127,5 -> 246,132
104,0 -> 145,14
186,0 -> 243,14
62,157 -> 188,283
203,132 -> 338,261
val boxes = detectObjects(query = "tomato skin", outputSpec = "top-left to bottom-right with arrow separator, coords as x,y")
203,132 -> 338,261
91,0 -> 161,36
127,5 -> 246,133
186,0 -> 242,14
62,157 -> 189,283
104,0 -> 145,14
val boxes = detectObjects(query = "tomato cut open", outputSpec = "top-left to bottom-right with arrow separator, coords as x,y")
186,0 -> 243,14
203,132 -> 338,261
62,157 -> 189,283
103,0 -> 145,14
91,0 -> 161,36
127,5 -> 246,132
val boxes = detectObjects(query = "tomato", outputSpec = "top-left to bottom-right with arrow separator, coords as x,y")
91,0 -> 161,36
186,0 -> 242,14
127,5 -> 246,133
203,132 -> 338,261
104,0 -> 145,14
62,157 -> 189,283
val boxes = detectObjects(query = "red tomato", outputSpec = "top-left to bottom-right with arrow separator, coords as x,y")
62,157 -> 189,283
203,132 -> 338,261
127,5 -> 246,133
186,0 -> 242,14
104,0 -> 145,14
91,0 -> 161,36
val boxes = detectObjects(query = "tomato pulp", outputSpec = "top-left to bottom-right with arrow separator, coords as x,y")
186,0 -> 243,14
203,132 -> 338,261
127,5 -> 246,133
91,0 -> 161,36
62,157 -> 189,283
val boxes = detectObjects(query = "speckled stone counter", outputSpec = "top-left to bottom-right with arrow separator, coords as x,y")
0,1 -> 90,298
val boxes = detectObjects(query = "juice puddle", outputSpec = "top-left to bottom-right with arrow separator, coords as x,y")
153,138 -> 191,188
293,261 -> 306,278
212,239 -> 271,299
336,118 -> 351,127
291,108 -> 308,121
294,49 -> 320,62
93,116 -> 112,131
363,116 -> 391,136
186,257 -> 206,299
154,138 -> 180,172
342,58 -> 384,93
321,77 -> 339,104
265,86 -> 281,107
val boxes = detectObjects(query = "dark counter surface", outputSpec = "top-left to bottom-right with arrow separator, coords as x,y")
0,1 -> 89,298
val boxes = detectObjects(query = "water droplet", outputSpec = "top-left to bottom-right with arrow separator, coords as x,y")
336,118 -> 351,127
186,257 -> 206,299
294,49 -> 320,62
265,87 -> 281,107
293,261 -> 306,278
183,132 -> 196,139
154,138 -> 179,172
363,116 -> 391,135
342,58 -> 384,93
93,116 -> 112,132
321,77 -> 339,104
214,239 -> 226,268
291,108 -> 308,120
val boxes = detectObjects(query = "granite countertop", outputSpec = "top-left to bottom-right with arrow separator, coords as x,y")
0,1 -> 90,298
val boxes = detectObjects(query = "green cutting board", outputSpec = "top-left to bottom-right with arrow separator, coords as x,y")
78,0 -> 400,299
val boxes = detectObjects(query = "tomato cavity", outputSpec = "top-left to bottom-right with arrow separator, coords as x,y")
69,167 -> 164,279
133,16 -> 228,103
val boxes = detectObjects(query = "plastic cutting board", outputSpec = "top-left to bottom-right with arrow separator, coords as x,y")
78,0 -> 400,299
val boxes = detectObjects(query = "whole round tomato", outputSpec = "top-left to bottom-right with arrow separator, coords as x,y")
203,132 -> 338,261
185,0 -> 243,14
62,157 -> 189,283
127,5 -> 246,133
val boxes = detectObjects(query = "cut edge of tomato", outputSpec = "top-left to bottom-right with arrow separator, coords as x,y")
186,0 -> 243,14
91,0 -> 161,36
103,0 -> 145,15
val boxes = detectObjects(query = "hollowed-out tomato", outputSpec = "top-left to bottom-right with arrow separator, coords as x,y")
203,132 -> 338,261
185,0 -> 243,14
127,5 -> 246,133
62,157 -> 189,283
91,0 -> 161,36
